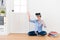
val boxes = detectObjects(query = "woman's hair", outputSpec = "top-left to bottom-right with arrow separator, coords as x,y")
35,13 -> 41,17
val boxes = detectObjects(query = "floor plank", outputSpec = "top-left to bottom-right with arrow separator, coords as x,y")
0,33 -> 60,40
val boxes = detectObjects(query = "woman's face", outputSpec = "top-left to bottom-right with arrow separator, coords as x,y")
36,16 -> 41,20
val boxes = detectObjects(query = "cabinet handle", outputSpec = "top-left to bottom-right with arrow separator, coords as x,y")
12,10 -> 14,12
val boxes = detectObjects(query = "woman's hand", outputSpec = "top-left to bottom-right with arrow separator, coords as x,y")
41,20 -> 47,28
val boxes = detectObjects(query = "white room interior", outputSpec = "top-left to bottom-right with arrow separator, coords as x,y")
0,0 -> 60,35
28,0 -> 60,33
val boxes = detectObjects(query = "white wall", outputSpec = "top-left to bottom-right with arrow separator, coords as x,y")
6,0 -> 60,34
28,0 -> 60,33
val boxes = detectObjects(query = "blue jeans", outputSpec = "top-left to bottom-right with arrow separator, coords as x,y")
28,31 -> 47,36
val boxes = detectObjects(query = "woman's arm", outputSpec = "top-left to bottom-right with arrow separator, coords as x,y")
30,20 -> 36,23
27,13 -> 35,23
27,13 -> 30,21
41,20 -> 46,28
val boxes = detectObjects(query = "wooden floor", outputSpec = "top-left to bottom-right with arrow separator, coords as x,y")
0,33 -> 60,40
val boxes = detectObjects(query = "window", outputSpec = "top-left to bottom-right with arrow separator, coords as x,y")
14,0 -> 27,13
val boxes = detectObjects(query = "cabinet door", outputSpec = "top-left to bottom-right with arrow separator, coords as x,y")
14,0 -> 27,13
7,0 -> 29,33
6,0 -> 27,14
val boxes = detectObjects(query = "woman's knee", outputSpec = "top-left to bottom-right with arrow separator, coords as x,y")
39,31 -> 47,36
28,31 -> 37,36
